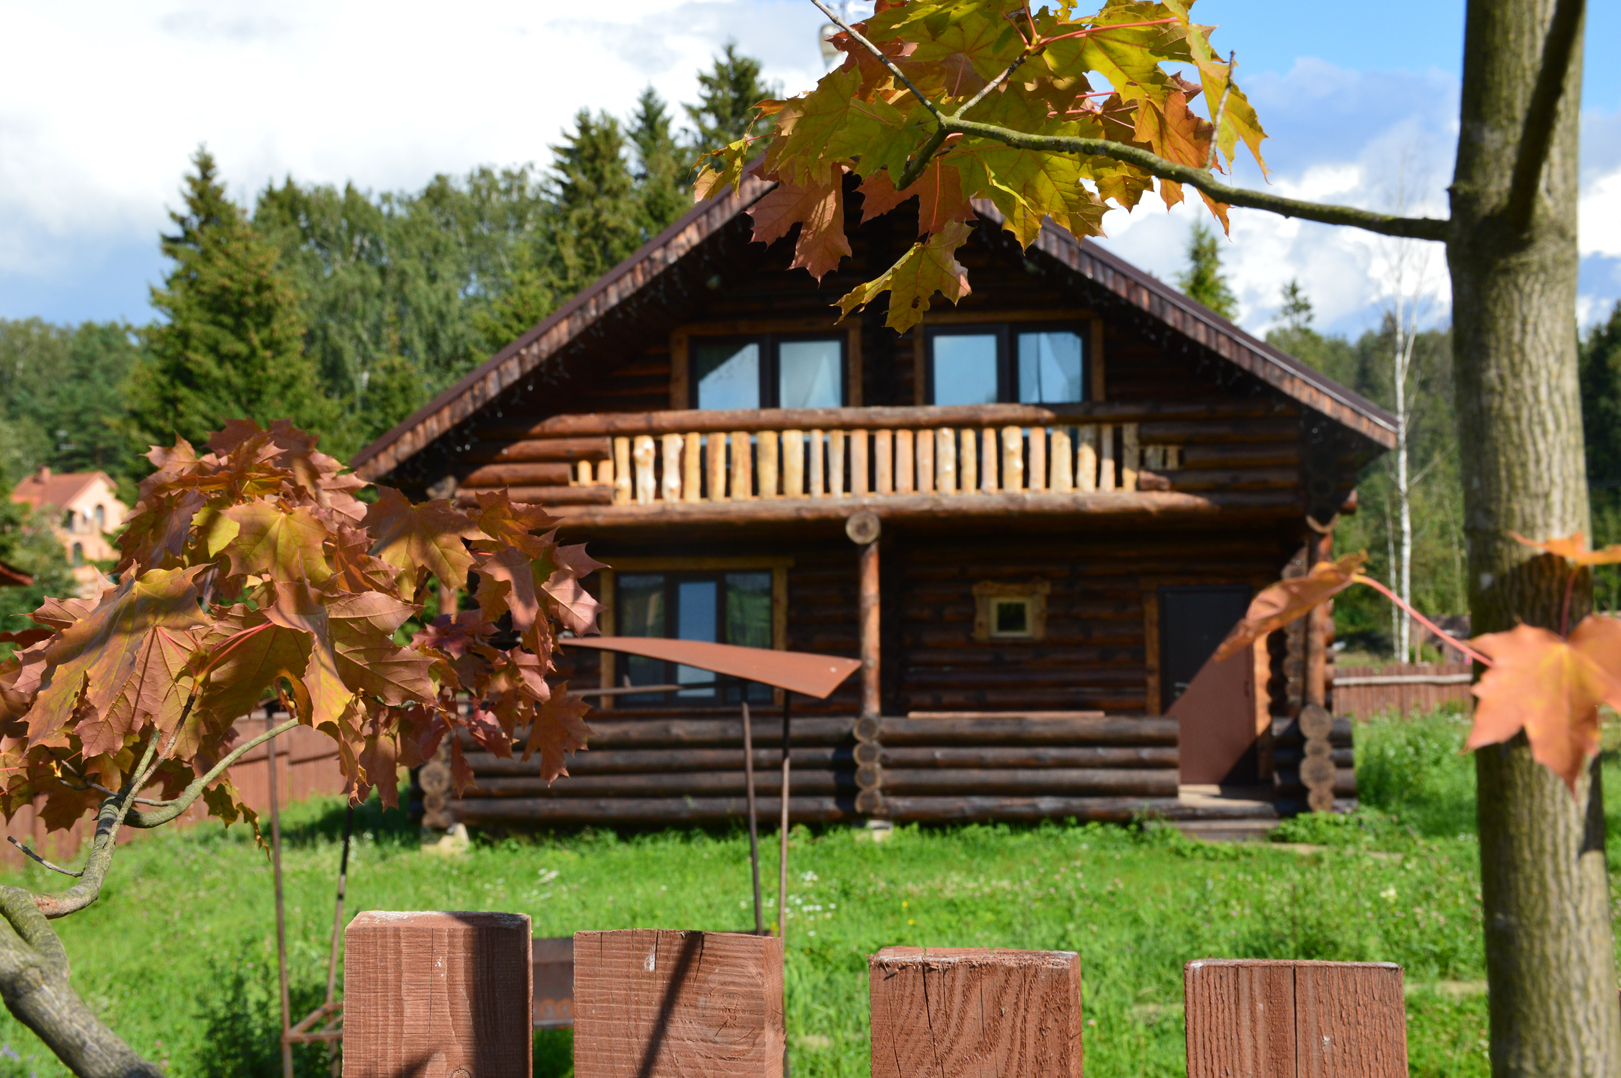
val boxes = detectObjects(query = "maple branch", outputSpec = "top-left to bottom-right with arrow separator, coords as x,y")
1503,0 -> 1584,234
807,0 -> 944,121
1353,573 -> 1494,666
6,838 -> 82,879
123,716 -> 301,829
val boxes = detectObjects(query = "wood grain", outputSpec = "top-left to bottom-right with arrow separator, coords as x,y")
343,910 -> 533,1078
869,947 -> 1082,1078
1184,959 -> 1406,1078
573,929 -> 784,1078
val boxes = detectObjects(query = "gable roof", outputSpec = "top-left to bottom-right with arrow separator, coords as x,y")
351,178 -> 1394,481
12,470 -> 116,512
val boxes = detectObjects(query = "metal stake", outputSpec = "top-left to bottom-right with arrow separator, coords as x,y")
777,692 -> 792,940
269,730 -> 293,1078
741,701 -> 764,934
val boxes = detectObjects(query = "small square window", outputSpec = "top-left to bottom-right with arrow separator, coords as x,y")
972,580 -> 1050,642
991,597 -> 1031,637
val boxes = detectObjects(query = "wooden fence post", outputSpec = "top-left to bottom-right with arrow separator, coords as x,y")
1184,959 -> 1407,1078
869,947 -> 1083,1078
343,911 -> 533,1078
573,929 -> 785,1078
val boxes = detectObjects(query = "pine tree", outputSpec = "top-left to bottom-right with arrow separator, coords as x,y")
629,87 -> 688,238
685,42 -> 779,152
548,112 -> 643,296
1175,220 -> 1238,319
128,148 -> 334,450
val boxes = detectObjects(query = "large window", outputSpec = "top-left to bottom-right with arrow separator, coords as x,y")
926,324 -> 1088,405
693,335 -> 844,410
616,571 -> 774,705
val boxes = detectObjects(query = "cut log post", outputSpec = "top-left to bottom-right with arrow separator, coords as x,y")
782,429 -> 805,497
1001,425 -> 1025,492
916,426 -> 934,493
809,430 -> 825,496
1121,423 -> 1139,492
896,429 -> 915,494
707,433 -> 727,501
829,430 -> 846,497
612,438 -> 632,505
1076,425 -> 1097,493
1051,428 -> 1074,492
757,430 -> 780,498
961,429 -> 978,493
1029,425 -> 1047,492
981,427 -> 999,492
875,429 -> 894,495
661,433 -> 683,503
1184,959 -> 1407,1078
633,435 -> 657,506
682,432 -> 702,503
343,911 -> 533,1078
597,458 -> 614,488
869,947 -> 1083,1078
576,460 -> 593,486
851,430 -> 870,496
573,930 -> 785,1078
936,428 -> 956,494
732,431 -> 755,500
1098,424 -> 1115,492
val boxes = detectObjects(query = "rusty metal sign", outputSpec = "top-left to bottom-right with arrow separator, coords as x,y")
560,636 -> 860,699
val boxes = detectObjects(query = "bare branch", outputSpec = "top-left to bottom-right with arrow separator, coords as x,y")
6,839 -> 82,879
1504,0 -> 1584,233
123,716 -> 302,830
954,52 -> 1029,120
807,0 -> 944,120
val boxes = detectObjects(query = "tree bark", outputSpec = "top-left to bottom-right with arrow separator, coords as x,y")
1448,0 -> 1617,1074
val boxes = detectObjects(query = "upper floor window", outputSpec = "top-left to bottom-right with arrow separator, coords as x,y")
692,335 -> 844,410
93,505 -> 105,530
927,324 -> 1088,405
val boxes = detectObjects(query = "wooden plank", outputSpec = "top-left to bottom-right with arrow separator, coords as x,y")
896,429 -> 914,494
875,429 -> 894,494
869,947 -> 1083,1078
916,426 -> 934,493
1002,425 -> 1025,492
732,430 -> 754,500
936,428 -> 956,493
851,429 -> 870,495
1121,423 -> 1139,491
613,438 -> 631,504
573,930 -> 784,1078
758,430 -> 780,498
1029,426 -> 1047,491
1098,424 -> 1115,491
809,429 -> 826,496
961,428 -> 978,493
707,432 -> 727,501
1184,960 -> 1406,1078
682,432 -> 702,503
1051,428 -> 1073,491
782,429 -> 805,497
829,430 -> 846,497
343,911 -> 532,1078
633,435 -> 657,505
661,433 -> 683,503
1076,425 -> 1097,492
533,936 -> 575,1029
981,426 -> 999,492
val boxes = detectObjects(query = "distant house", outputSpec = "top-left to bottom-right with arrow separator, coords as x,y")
11,468 -> 127,596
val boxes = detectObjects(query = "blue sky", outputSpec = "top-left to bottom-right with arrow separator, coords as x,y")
0,0 -> 1616,336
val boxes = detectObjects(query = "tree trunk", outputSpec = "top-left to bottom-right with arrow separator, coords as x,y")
1448,0 -> 1617,1074
0,952 -> 161,1078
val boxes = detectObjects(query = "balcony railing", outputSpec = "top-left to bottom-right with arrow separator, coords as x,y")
456,403 -> 1207,509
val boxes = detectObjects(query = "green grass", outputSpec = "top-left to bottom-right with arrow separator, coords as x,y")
0,708 -> 1613,1078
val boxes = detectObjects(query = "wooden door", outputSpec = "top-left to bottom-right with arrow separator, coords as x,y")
1159,586 -> 1257,785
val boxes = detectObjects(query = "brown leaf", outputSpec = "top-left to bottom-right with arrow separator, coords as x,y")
857,162 -> 976,236
541,544 -> 606,637
362,487 -> 480,601
474,547 -> 541,638
470,490 -> 560,558
358,724 -> 400,808
1212,552 -> 1368,662
1510,531 -> 1621,567
220,501 -> 332,583
523,684 -> 592,781
1467,616 -> 1621,792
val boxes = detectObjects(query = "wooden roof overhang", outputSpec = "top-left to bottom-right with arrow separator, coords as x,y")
349,179 -> 1396,510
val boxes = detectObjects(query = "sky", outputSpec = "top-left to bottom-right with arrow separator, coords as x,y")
0,0 -> 1617,339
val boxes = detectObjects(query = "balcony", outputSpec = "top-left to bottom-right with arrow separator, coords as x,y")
452,401 -> 1300,528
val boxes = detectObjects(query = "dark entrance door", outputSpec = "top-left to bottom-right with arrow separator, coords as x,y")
1159,586 -> 1257,785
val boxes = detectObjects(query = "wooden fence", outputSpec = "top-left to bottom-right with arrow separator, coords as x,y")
1333,663 -> 1473,719
0,714 -> 346,870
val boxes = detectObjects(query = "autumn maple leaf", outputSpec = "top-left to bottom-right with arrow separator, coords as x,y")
1212,553 -> 1367,662
1467,617 -> 1621,792
1510,531 -> 1621,566
363,486 -> 481,600
523,682 -> 593,782
838,220 -> 973,332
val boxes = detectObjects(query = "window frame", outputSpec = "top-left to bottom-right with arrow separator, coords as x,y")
614,569 -> 776,707
688,332 -> 847,411
923,320 -> 1092,405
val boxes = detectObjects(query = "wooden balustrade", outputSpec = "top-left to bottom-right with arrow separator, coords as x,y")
583,421 -> 1183,506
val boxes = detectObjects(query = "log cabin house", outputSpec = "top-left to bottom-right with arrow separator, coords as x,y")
351,174 -> 1391,831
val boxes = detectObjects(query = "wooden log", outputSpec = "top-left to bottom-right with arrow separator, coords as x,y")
633,435 -> 656,505
880,715 -> 1179,746
936,428 -> 956,493
343,911 -> 532,1078
829,430 -> 846,496
732,431 -> 754,500
1076,425 -> 1097,492
809,430 -> 825,496
880,795 -> 1201,822
451,795 -> 855,825
1098,423 -> 1115,491
870,948 -> 1082,1078
464,437 -> 613,464
469,770 -> 855,799
757,430 -> 780,498
612,437 -> 631,504
782,429 -> 805,497
577,460 -> 593,485
915,426 -> 933,493
851,429 -> 870,495
596,458 -> 614,487
566,715 -> 858,749
860,539 -> 881,717
682,432 -> 701,503
961,428 -> 978,493
879,767 -> 1176,797
573,930 -> 784,1078
661,433 -> 683,503
981,426 -> 998,492
1184,960 -> 1407,1078
456,485 -> 612,507
707,432 -> 727,501
896,429 -> 914,494
1121,423 -> 1139,491
1029,425 -> 1047,492
533,936 -> 575,1029
875,429 -> 894,494
1001,425 -> 1024,492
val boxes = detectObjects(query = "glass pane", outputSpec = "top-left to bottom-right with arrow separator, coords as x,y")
778,340 -> 842,408
675,579 -> 718,698
617,574 -> 666,704
1017,331 -> 1085,403
932,334 -> 999,405
695,341 -> 761,410
725,572 -> 773,648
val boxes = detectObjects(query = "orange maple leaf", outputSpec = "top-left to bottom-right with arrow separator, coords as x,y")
1467,616 -> 1621,792
1212,553 -> 1367,662
1510,531 -> 1621,566
749,173 -> 853,281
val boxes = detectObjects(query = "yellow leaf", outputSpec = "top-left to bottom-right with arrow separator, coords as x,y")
837,220 -> 973,332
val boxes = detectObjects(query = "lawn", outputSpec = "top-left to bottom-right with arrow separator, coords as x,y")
0,708 -> 1614,1078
